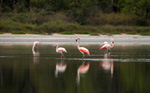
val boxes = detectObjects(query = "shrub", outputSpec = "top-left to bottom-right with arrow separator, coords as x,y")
11,31 -> 25,34
61,31 -> 74,35
140,33 -> 150,36
87,12 -> 137,26
37,19 -> 80,33
0,20 -> 35,32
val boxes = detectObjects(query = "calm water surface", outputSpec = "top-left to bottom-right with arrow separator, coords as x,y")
0,44 -> 150,93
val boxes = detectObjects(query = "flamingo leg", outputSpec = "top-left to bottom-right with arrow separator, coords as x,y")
82,54 -> 85,59
61,53 -> 65,58
108,49 -> 110,53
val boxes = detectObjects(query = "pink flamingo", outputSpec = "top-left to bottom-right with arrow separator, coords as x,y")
55,44 -> 67,58
100,39 -> 114,52
76,37 -> 90,58
32,41 -> 41,51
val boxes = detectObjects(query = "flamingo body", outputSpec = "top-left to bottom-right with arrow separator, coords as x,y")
56,47 -> 67,53
100,39 -> 114,51
79,47 -> 90,55
76,37 -> 90,57
100,44 -> 112,50
55,45 -> 67,58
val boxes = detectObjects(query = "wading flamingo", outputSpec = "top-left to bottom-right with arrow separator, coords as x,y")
76,37 -> 90,58
32,41 -> 41,51
100,39 -> 114,52
55,44 -> 67,58
32,41 -> 41,64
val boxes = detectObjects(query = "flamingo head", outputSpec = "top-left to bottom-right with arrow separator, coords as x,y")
111,39 -> 114,44
53,44 -> 58,48
76,37 -> 80,42
34,41 -> 41,46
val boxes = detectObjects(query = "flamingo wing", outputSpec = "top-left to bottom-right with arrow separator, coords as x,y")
100,45 -> 107,50
79,47 -> 90,55
57,47 -> 67,53
100,44 -> 111,50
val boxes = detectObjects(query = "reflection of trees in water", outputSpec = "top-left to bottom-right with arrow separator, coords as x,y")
0,61 -> 36,93
0,65 -> 3,92
18,69 -> 36,93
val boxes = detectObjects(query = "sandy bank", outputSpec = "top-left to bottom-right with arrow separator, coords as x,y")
0,33 -> 150,45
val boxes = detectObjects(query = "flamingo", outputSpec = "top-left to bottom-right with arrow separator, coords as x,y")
100,39 -> 114,52
55,44 -> 67,58
76,62 -> 90,84
32,41 -> 41,51
32,41 -> 41,64
76,37 -> 90,58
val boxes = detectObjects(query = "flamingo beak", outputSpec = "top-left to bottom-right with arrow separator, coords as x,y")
76,39 -> 77,42
39,43 -> 42,45
99,48 -> 102,50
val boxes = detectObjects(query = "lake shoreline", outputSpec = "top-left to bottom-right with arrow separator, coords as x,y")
0,33 -> 150,45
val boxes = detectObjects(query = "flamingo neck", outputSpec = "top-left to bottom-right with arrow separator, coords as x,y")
77,40 -> 80,49
111,41 -> 114,48
56,44 -> 58,50
32,43 -> 36,51
56,45 -> 59,53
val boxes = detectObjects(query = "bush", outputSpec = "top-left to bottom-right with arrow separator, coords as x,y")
11,31 -> 26,34
87,12 -> 137,26
0,20 -> 36,32
36,19 -> 80,33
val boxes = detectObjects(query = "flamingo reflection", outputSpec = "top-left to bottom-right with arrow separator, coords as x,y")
55,59 -> 67,78
32,49 -> 40,64
100,52 -> 113,77
32,41 -> 41,64
76,61 -> 90,85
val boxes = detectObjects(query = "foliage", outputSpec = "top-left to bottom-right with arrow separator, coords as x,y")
0,0 -> 149,24
0,0 -> 150,35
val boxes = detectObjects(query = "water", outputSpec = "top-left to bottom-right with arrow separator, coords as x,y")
0,44 -> 150,93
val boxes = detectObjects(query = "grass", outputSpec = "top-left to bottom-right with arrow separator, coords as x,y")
90,33 -> 99,36
61,31 -> 74,35
140,33 -> 150,36
11,31 -> 26,34
0,12 -> 150,35
127,32 -> 136,35
0,32 -> 4,34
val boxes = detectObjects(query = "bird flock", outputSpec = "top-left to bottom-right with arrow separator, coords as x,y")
32,37 -> 114,58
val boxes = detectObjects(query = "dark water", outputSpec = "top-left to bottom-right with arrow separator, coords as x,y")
0,44 -> 150,93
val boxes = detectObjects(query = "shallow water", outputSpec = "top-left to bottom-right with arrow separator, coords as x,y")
0,44 -> 150,93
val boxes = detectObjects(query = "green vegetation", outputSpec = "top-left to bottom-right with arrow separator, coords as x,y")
0,0 -> 150,35
11,31 -> 26,34
140,33 -> 150,36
